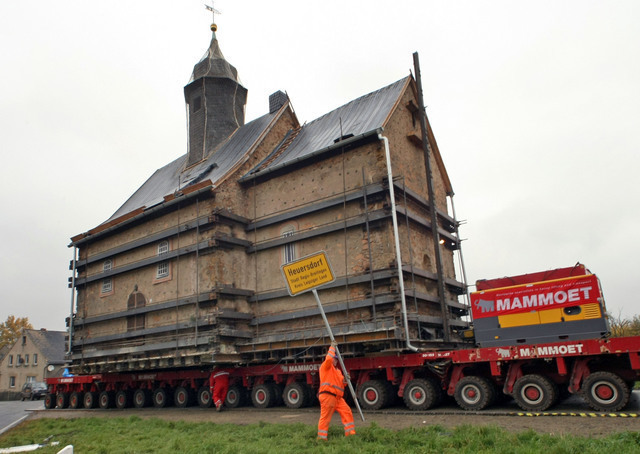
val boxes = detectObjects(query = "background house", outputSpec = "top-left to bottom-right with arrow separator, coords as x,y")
0,329 -> 66,399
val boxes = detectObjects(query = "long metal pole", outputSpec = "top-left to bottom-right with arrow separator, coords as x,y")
68,246 -> 77,355
413,52 -> 451,342
312,289 -> 365,422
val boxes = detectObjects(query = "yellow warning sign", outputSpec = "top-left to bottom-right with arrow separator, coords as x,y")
281,251 -> 335,296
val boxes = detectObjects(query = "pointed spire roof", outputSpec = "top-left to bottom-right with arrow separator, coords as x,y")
188,31 -> 243,86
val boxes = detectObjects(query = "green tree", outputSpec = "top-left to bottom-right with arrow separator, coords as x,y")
0,315 -> 33,349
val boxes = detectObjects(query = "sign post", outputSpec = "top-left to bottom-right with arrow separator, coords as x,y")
281,251 -> 365,422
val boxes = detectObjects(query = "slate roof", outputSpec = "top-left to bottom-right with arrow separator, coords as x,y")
107,110 -> 279,222
27,329 -> 66,364
0,344 -> 10,362
98,76 -> 411,229
188,34 -> 243,86
242,76 -> 411,181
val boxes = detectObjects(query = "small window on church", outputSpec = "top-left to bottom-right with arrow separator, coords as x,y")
157,262 -> 169,279
282,228 -> 296,264
156,241 -> 171,280
102,278 -> 113,294
192,96 -> 202,113
100,259 -> 114,295
158,241 -> 169,255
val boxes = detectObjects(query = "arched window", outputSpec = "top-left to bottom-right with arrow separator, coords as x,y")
127,288 -> 146,331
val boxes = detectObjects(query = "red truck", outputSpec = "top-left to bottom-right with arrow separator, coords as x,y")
45,265 -> 640,413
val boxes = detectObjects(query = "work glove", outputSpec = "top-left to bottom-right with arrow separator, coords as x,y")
331,340 -> 338,348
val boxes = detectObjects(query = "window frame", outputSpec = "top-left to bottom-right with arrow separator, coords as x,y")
282,227 -> 296,264
100,259 -> 114,295
154,240 -> 172,283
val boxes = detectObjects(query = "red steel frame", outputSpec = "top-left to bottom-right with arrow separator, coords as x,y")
47,336 -> 640,405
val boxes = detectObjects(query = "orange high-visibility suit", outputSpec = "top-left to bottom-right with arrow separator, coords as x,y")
317,343 -> 356,440
210,368 -> 230,411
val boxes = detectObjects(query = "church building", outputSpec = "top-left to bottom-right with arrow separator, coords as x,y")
67,20 -> 468,374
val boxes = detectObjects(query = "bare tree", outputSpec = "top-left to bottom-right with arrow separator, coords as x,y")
607,311 -> 640,338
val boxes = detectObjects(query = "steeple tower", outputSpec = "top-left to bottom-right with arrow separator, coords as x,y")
184,16 -> 247,167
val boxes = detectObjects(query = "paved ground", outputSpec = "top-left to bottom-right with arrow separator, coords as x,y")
0,400 -> 45,436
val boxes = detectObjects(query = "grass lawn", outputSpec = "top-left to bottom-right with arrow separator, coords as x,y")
1,416 -> 639,453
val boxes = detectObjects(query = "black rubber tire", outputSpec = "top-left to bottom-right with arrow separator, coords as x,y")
225,384 -> 247,408
403,378 -> 439,411
283,382 -> 310,409
99,391 -> 114,409
44,393 -> 56,409
69,392 -> 82,409
251,383 -> 276,408
153,388 -> 171,408
174,386 -> 193,408
197,387 -> 212,408
115,390 -> 131,409
133,389 -> 150,408
454,376 -> 495,411
270,383 -> 284,407
513,374 -> 558,411
83,391 -> 98,409
56,392 -> 69,409
358,380 -> 389,410
581,371 -> 630,412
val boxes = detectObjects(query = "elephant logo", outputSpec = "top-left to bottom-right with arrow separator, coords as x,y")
474,299 -> 494,314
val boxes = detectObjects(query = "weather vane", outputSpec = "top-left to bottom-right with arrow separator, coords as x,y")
205,1 -> 222,32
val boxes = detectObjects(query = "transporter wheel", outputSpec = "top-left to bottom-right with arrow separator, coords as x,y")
283,382 -> 311,409
174,386 -> 194,408
270,383 -> 284,407
358,380 -> 390,410
99,391 -> 114,409
513,374 -> 558,411
44,393 -> 56,409
454,376 -> 495,411
225,384 -> 247,408
152,388 -> 172,408
581,371 -> 630,412
69,392 -> 82,409
197,387 -> 212,408
251,383 -> 277,408
56,392 -> 69,409
83,391 -> 98,409
403,378 -> 439,411
115,390 -> 131,409
133,389 -> 150,408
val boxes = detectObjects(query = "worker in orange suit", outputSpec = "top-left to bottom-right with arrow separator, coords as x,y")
210,366 -> 231,411
317,340 -> 356,440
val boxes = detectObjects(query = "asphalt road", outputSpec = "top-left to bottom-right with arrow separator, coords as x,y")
0,399 -> 44,436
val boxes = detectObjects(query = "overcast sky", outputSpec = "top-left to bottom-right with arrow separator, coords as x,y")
1,1 -> 639,332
